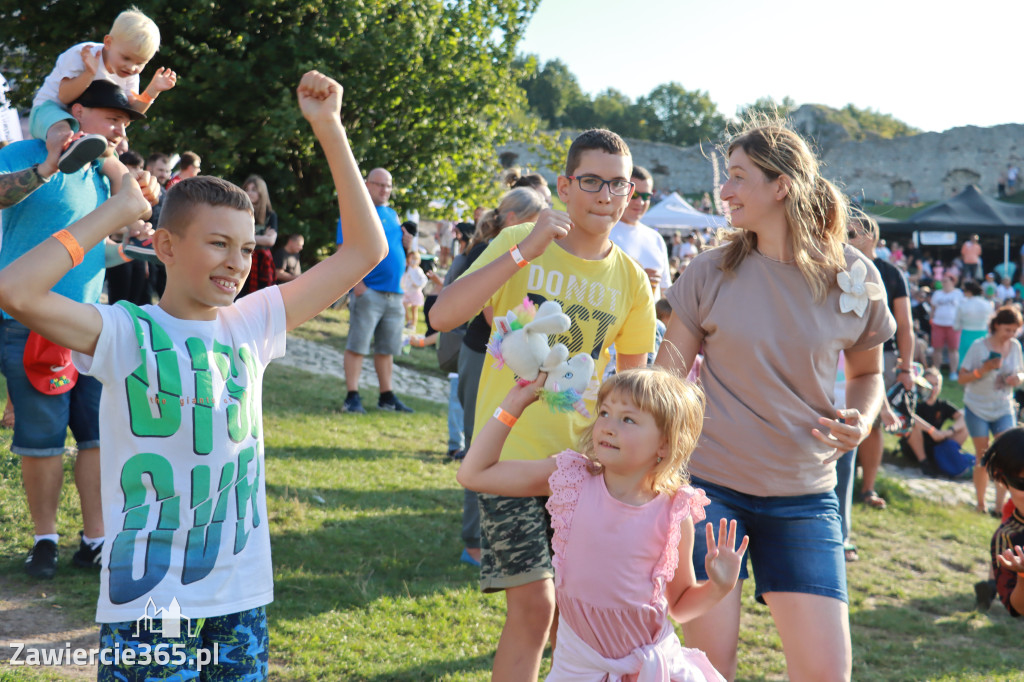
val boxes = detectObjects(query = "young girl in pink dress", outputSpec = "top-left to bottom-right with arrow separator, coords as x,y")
458,368 -> 748,681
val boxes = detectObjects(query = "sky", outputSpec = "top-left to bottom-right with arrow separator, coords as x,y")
517,0 -> 1023,134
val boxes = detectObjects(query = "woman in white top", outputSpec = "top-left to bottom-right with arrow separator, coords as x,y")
957,305 -> 1024,514
930,275 -> 963,379
955,280 -> 994,365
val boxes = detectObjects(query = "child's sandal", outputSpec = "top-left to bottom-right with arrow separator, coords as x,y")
860,490 -> 887,510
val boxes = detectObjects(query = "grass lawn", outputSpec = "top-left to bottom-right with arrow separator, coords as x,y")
1,313 -> 1022,681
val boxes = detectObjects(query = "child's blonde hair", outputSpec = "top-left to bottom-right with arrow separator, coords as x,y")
578,368 -> 705,496
109,7 -> 161,60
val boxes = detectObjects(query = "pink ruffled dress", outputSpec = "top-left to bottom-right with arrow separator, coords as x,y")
544,451 -> 724,682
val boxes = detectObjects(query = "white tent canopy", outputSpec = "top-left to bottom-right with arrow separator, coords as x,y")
643,192 -> 729,233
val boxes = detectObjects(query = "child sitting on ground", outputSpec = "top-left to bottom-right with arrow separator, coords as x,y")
30,7 -> 177,177
0,70 -> 385,679
975,427 -> 1024,615
458,368 -> 747,680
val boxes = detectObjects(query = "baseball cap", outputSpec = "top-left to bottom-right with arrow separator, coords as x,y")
23,331 -> 79,395
73,80 -> 146,121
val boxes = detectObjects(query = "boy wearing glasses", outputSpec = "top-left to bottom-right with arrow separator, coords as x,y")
609,165 -> 671,299
431,129 -> 655,680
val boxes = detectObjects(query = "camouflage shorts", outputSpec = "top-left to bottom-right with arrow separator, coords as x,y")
478,493 -> 554,593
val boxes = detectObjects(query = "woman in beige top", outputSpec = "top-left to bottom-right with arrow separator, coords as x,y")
657,117 -> 895,682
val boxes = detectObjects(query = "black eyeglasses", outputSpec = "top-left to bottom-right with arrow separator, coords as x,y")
567,175 -> 634,196
631,191 -> 653,202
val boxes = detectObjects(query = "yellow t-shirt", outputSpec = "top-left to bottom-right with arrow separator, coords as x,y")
462,224 -> 656,461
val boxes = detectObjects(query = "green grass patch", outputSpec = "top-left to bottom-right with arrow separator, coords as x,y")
1,328 -> 1021,680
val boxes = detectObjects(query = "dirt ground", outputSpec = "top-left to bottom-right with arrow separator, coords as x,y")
0,574 -> 97,679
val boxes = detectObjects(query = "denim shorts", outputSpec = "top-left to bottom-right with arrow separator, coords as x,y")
98,606 -> 268,681
478,493 -> 554,593
346,288 -> 404,356
0,319 -> 101,456
963,405 -> 1016,439
691,476 -> 847,604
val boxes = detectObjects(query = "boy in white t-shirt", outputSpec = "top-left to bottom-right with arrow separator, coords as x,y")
31,8 -> 177,176
0,70 -> 385,680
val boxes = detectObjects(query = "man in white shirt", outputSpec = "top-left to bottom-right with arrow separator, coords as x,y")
609,165 -> 670,298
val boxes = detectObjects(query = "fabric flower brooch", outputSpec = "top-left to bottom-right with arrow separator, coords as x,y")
837,259 -> 884,318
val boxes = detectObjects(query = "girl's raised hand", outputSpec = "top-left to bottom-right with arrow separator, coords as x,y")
500,372 -> 547,416
703,518 -> 749,591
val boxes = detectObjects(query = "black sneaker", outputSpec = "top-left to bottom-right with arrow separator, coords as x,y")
448,448 -> 465,460
378,395 -> 414,413
974,579 -> 996,611
72,532 -> 102,569
122,238 -> 161,265
58,133 -> 108,174
919,458 -> 940,477
343,393 -> 366,414
25,540 -> 58,579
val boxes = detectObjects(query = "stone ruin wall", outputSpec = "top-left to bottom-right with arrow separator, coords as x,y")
499,113 -> 1024,204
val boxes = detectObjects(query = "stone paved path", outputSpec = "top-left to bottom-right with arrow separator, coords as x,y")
276,335 -> 449,404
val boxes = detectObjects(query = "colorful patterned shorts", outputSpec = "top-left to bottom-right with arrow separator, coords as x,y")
98,606 -> 268,681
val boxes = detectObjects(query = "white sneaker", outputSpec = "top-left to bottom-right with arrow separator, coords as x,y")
949,371 -> 959,382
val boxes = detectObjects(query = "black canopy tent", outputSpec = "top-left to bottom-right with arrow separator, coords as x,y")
880,185 -> 1024,236
878,186 -> 1024,272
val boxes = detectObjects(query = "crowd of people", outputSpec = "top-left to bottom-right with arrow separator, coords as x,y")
0,7 -> 1022,682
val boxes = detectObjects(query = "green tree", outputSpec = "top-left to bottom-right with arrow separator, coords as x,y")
737,95 -> 796,121
518,57 -> 587,128
840,104 -> 919,139
640,82 -> 726,147
1,0 -> 545,249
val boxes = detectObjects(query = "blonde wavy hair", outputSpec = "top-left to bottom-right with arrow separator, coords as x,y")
719,114 -> 849,303
467,187 -> 544,251
577,368 -> 705,496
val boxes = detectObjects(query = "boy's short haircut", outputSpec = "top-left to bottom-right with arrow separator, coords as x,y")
109,7 -> 161,59
119,150 -> 143,168
158,176 -> 253,235
631,165 -> 653,183
983,426 -> 1024,487
146,152 -> 168,166
287,233 -> 304,243
565,128 -> 631,177
179,151 -> 201,171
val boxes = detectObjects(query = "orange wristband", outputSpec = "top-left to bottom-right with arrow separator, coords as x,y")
973,369 -> 982,379
509,244 -> 529,269
52,230 -> 84,267
493,407 -> 518,428
135,91 -> 154,104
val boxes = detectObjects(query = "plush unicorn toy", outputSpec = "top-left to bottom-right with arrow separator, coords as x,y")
487,299 -> 595,416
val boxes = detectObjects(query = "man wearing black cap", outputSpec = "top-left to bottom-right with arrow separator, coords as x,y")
0,79 -> 156,579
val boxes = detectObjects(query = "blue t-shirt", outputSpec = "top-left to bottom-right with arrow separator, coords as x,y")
336,204 -> 404,294
0,140 -> 109,316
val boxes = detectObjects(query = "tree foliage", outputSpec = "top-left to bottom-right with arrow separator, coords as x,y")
639,83 -> 726,148
517,59 -> 727,147
0,0 -> 545,249
737,95 -> 796,122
